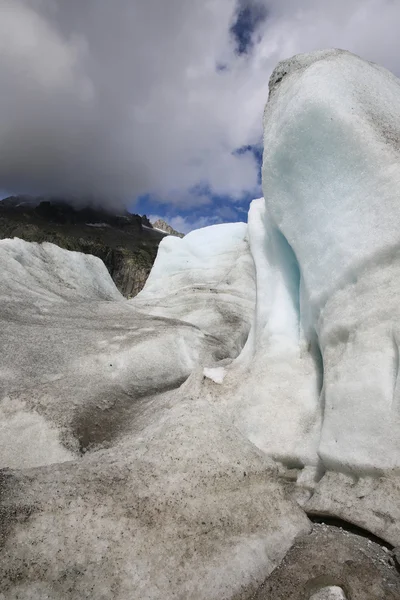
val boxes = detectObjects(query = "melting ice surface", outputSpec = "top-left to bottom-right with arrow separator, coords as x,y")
2,49 -> 400,599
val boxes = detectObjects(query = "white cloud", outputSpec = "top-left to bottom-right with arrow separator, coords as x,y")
0,0 -> 400,210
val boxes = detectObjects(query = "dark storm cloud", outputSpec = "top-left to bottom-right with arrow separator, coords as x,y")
0,0 -> 399,210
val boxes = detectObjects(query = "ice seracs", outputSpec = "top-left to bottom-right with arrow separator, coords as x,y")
263,48 -> 400,477
260,48 -> 400,540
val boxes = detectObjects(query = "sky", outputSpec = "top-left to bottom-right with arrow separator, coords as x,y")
1,0 -> 400,232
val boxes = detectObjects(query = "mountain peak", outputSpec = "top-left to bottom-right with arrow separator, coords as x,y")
152,219 -> 184,238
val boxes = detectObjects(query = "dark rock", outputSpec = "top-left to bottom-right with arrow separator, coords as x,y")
141,214 -> 153,228
253,524 -> 400,600
0,196 -> 167,297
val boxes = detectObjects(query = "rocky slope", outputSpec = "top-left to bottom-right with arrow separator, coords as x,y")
152,218 -> 184,237
0,196 -> 166,297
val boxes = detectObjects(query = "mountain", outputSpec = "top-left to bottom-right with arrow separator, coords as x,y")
0,196 -> 167,297
152,218 -> 184,237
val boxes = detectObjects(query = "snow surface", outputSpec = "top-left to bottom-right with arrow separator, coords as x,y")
203,366 -> 226,384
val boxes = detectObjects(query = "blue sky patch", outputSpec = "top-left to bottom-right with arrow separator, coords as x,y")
133,143 -> 263,232
230,2 -> 269,55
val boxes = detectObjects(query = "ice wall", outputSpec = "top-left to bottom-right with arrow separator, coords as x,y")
217,199 -> 322,470
262,49 -> 400,477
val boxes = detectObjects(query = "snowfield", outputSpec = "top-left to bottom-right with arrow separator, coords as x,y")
1,49 -> 400,599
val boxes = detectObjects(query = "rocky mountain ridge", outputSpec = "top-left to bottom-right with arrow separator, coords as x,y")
0,196 -> 168,297
152,218 -> 184,238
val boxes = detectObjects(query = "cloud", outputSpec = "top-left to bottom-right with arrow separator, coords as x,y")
0,0 -> 400,211
149,199 -> 246,234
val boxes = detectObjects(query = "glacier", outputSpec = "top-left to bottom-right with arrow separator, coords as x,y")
1,49 -> 400,599
264,48 -> 400,475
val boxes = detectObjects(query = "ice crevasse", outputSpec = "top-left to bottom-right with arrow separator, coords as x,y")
2,48 -> 400,599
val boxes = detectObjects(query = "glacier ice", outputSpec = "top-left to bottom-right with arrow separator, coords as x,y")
263,48 -> 400,478
0,238 -> 233,464
213,198 -> 323,470
133,222 -> 256,357
0,238 -> 309,600
2,48 -> 400,598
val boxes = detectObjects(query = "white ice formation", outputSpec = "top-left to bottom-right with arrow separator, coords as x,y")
1,49 -> 400,599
